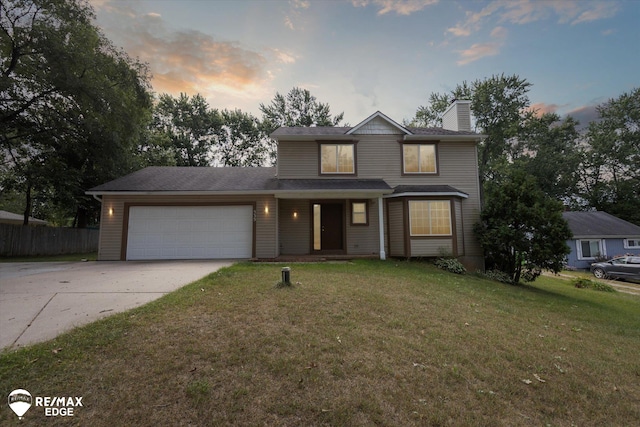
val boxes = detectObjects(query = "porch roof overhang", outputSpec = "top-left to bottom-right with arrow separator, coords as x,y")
384,185 -> 469,199
271,179 -> 393,199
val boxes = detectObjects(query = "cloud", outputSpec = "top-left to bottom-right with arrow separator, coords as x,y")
456,42 -> 501,65
352,0 -> 439,16
92,2 -> 274,101
571,2 -> 618,25
272,49 -> 297,64
284,0 -> 312,30
447,0 -> 619,37
456,26 -> 507,65
566,105 -> 600,128
526,102 -> 560,117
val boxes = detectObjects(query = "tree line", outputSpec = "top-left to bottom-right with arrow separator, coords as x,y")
1,0 -> 343,226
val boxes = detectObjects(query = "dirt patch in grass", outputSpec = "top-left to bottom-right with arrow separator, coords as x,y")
1,260 -> 639,425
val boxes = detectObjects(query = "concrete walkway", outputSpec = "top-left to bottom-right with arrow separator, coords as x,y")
0,260 -> 231,350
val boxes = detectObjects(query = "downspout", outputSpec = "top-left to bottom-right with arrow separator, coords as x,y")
92,195 -> 102,203
378,196 -> 386,260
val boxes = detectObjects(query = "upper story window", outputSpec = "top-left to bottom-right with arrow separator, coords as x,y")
320,144 -> 355,174
403,144 -> 437,174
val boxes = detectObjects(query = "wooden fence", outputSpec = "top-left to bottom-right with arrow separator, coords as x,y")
0,224 -> 99,257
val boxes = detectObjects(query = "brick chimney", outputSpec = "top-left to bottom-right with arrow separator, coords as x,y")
442,100 -> 471,132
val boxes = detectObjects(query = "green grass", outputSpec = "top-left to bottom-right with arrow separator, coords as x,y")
1,260 -> 639,426
0,252 -> 98,262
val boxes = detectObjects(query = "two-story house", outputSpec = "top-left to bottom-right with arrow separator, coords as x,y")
87,100 -> 485,270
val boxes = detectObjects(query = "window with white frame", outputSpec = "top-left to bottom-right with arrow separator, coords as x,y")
624,239 -> 640,249
578,239 -> 603,259
409,200 -> 451,236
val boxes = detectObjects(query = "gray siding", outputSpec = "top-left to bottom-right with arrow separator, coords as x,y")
275,132 -> 483,264
388,200 -> 405,257
454,199 -> 464,256
346,198 -> 380,255
352,117 -> 404,135
277,142 -> 318,179
278,199 -> 310,255
278,198 -> 381,256
410,239 -> 452,256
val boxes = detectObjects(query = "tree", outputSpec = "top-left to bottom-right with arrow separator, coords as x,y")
214,109 -> 269,167
153,93 -> 220,167
409,74 -> 533,183
474,168 -> 572,285
1,0 -> 152,226
260,87 -> 345,132
514,113 -> 581,202
578,88 -> 640,224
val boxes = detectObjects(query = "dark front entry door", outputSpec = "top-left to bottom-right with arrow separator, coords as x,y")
313,203 -> 344,252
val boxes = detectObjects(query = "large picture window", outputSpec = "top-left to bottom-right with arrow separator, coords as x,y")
409,200 -> 451,236
321,144 -> 355,174
403,144 -> 437,174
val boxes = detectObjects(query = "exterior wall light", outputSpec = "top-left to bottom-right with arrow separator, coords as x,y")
293,211 -> 298,219
264,204 -> 269,214
108,207 -> 114,216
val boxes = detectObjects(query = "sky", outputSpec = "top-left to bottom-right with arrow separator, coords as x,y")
90,0 -> 640,127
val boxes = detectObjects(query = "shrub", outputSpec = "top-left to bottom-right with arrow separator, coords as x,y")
434,257 -> 466,274
572,278 -> 616,292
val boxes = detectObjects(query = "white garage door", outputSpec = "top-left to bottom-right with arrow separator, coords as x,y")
126,206 -> 253,260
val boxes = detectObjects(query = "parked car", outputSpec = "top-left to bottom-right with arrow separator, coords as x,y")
590,256 -> 640,281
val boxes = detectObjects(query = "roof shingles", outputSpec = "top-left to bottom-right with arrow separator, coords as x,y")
563,211 -> 640,237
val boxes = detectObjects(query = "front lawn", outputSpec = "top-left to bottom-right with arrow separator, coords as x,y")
1,260 -> 638,425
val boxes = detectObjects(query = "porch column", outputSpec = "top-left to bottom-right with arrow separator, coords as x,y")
378,196 -> 386,260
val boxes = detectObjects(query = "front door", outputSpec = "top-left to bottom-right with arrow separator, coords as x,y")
313,203 -> 344,252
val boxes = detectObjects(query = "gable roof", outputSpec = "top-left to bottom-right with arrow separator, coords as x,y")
271,111 -> 484,141
346,111 -> 410,135
87,167 -> 393,197
87,167 -> 277,194
563,211 -> 640,238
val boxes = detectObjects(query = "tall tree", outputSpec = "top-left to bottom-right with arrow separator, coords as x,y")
260,87 -> 345,165
578,88 -> 640,224
214,109 -> 269,167
409,74 -> 533,183
260,87 -> 345,133
474,168 -> 572,284
153,93 -> 220,167
513,113 -> 581,202
1,0 -> 152,225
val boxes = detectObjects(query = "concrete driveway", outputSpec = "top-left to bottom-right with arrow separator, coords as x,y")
0,260 -> 231,350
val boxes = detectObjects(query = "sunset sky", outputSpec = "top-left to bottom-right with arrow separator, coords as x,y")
91,0 -> 639,126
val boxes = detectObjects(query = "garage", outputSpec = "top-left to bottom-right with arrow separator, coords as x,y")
125,205 -> 254,260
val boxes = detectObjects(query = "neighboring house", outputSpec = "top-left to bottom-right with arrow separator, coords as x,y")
563,211 -> 640,270
87,100 -> 486,270
0,210 -> 48,226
